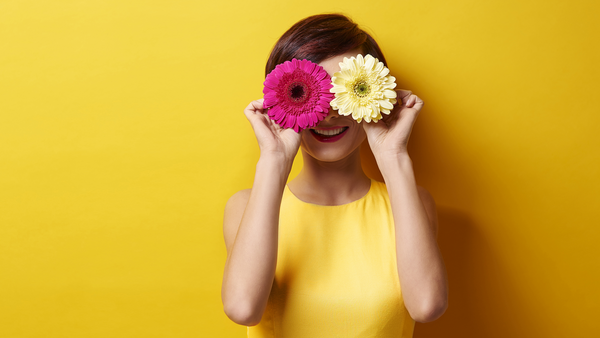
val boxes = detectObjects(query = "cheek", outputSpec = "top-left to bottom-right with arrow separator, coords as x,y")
299,130 -> 312,149
350,121 -> 366,140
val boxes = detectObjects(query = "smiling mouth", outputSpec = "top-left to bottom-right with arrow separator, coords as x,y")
310,127 -> 348,136
309,127 -> 349,143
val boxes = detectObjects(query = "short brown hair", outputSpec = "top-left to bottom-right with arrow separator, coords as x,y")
265,14 -> 387,77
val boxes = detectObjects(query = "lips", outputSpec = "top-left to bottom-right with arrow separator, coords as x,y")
309,127 -> 349,143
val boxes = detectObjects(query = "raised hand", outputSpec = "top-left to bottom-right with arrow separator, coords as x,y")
362,89 -> 424,160
243,98 -> 302,162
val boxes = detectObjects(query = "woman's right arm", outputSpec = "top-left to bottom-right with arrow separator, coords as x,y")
221,99 -> 300,326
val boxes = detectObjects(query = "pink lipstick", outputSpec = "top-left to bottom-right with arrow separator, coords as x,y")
309,127 -> 349,143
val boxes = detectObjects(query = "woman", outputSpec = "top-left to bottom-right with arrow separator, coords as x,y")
221,14 -> 448,337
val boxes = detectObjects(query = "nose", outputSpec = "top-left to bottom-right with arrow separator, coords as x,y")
323,108 -> 339,122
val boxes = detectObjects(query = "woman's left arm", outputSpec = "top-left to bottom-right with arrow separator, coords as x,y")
363,90 -> 448,323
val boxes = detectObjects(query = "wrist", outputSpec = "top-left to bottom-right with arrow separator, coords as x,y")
374,150 -> 412,169
375,152 -> 413,179
257,154 -> 294,177
251,155 -> 293,203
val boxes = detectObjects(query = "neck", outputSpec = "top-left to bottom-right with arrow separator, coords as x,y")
289,146 -> 371,205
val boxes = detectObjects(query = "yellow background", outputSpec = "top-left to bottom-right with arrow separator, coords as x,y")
1,0 -> 598,337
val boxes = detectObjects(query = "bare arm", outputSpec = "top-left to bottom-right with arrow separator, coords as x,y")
379,155 -> 448,323
222,155 -> 293,326
221,99 -> 300,326
363,89 -> 448,322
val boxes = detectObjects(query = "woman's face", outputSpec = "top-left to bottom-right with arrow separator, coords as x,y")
299,48 -> 366,162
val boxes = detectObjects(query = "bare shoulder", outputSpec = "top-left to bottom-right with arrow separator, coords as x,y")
417,185 -> 439,237
225,188 -> 252,208
223,188 -> 252,255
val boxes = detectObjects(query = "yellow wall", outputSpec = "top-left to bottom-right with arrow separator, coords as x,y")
1,0 -> 598,337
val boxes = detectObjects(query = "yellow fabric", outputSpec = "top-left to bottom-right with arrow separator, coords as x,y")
248,178 -> 415,337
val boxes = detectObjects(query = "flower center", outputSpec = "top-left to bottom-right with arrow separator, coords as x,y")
353,80 -> 370,98
288,82 -> 308,102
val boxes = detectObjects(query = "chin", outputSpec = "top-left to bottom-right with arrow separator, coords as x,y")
305,148 -> 357,162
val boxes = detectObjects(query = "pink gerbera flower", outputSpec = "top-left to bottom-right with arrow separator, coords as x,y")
263,59 -> 334,133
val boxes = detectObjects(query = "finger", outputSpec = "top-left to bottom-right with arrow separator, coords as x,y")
408,95 -> 424,111
243,99 -> 266,119
396,89 -> 413,104
413,96 -> 424,110
398,98 -> 423,129
250,98 -> 265,111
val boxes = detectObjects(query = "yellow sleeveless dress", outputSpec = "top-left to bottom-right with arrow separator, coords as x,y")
248,178 -> 415,337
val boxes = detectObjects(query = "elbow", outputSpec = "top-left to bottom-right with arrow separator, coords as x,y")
221,276 -> 267,326
411,297 -> 448,323
223,298 -> 264,326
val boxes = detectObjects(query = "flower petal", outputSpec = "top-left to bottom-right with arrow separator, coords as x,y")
364,55 -> 375,70
384,90 -> 397,99
379,100 -> 394,110
327,54 -> 397,123
261,58 -> 336,131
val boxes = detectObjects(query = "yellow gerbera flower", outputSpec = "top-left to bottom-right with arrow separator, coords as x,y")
330,54 -> 397,123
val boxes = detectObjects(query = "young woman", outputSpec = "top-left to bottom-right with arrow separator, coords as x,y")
221,14 -> 448,337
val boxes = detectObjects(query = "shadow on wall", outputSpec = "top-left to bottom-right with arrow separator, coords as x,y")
361,141 -> 524,337
415,207 -> 477,338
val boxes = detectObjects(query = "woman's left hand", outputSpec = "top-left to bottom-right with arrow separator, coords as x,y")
362,89 -> 424,161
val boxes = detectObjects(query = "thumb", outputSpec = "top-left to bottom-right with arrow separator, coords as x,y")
362,117 -> 388,135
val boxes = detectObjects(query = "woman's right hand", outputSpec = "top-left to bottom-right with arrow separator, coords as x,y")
243,98 -> 301,162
